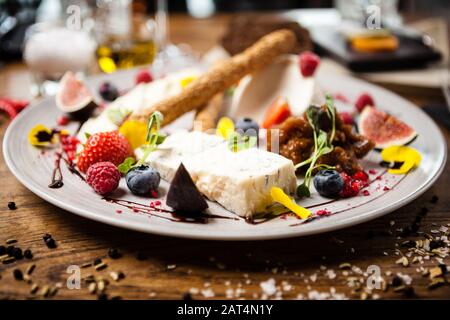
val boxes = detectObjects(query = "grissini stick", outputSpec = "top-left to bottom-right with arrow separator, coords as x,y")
193,93 -> 224,132
130,29 -> 296,125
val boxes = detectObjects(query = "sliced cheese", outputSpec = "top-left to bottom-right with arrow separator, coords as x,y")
186,143 -> 297,217
142,131 -> 297,217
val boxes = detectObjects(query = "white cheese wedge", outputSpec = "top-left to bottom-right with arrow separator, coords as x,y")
185,143 -> 297,217
141,131 -> 297,217
139,131 -> 224,181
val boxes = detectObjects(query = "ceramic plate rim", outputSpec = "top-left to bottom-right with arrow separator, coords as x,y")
3,72 -> 447,240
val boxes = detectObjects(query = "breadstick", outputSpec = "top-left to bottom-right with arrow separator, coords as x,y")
130,29 -> 296,125
193,93 -> 224,132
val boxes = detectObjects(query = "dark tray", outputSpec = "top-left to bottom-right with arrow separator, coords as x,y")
312,28 -> 442,72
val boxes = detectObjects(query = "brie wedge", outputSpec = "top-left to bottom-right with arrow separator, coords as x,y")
141,131 -> 297,217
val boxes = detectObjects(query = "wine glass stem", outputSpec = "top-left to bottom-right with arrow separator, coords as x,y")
156,0 -> 169,50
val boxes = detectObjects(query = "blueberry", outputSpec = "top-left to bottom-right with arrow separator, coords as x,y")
313,170 -> 344,198
235,118 -> 259,137
99,82 -> 119,101
125,165 -> 160,196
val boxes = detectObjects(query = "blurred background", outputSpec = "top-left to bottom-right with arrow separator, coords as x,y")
0,0 -> 449,113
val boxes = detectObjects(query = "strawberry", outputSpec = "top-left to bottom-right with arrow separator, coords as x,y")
77,131 -> 133,173
298,51 -> 320,77
355,93 -> 375,113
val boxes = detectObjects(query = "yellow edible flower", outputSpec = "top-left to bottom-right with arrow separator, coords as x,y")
381,145 -> 421,175
180,75 -> 197,88
216,117 -> 235,139
270,187 -> 311,219
119,120 -> 148,150
28,124 -> 56,147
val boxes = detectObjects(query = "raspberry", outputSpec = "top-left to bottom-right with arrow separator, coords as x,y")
352,171 -> 369,182
339,172 -> 363,198
135,69 -> 153,84
298,51 -> 320,77
77,131 -> 132,173
355,93 -> 375,113
86,162 -> 121,195
339,111 -> 354,125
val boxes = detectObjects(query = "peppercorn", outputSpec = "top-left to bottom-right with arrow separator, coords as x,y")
182,292 -> 193,300
93,258 -> 102,266
97,293 -> 108,300
108,248 -> 121,259
7,202 -> 17,210
410,222 -> 420,233
45,238 -> 57,249
438,264 -> 448,274
419,207 -> 428,216
13,269 -> 23,281
6,245 -> 15,256
430,240 -> 445,250
403,286 -> 415,298
12,247 -> 23,260
391,276 -> 403,287
43,233 -> 52,241
24,249 -> 33,259
430,195 -> 438,204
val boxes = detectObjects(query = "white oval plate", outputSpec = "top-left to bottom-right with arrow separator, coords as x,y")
3,69 -> 447,240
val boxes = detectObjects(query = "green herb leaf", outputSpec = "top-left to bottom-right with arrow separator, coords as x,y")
227,132 -> 257,152
135,111 -> 164,166
84,132 -> 91,140
325,94 -> 336,143
117,157 -> 136,174
295,99 -> 337,197
156,134 -> 166,145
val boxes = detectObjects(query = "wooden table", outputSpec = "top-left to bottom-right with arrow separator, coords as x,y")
1,14 -> 449,300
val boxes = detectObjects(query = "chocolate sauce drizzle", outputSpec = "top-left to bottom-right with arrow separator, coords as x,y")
48,152 -> 85,189
103,197 -> 239,224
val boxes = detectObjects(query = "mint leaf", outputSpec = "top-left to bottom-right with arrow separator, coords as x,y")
117,157 -> 136,174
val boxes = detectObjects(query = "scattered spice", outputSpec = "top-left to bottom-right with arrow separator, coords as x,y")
23,249 -> 33,259
7,202 -> 17,210
26,264 -> 36,275
95,262 -> 107,271
182,292 -> 193,300
13,269 -> 23,281
107,248 -> 121,259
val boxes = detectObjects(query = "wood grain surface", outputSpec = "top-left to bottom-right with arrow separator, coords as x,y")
0,14 -> 449,300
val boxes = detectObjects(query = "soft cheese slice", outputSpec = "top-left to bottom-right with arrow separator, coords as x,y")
141,131 -> 224,181
77,68 -> 201,143
230,54 -> 323,120
185,143 -> 297,218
